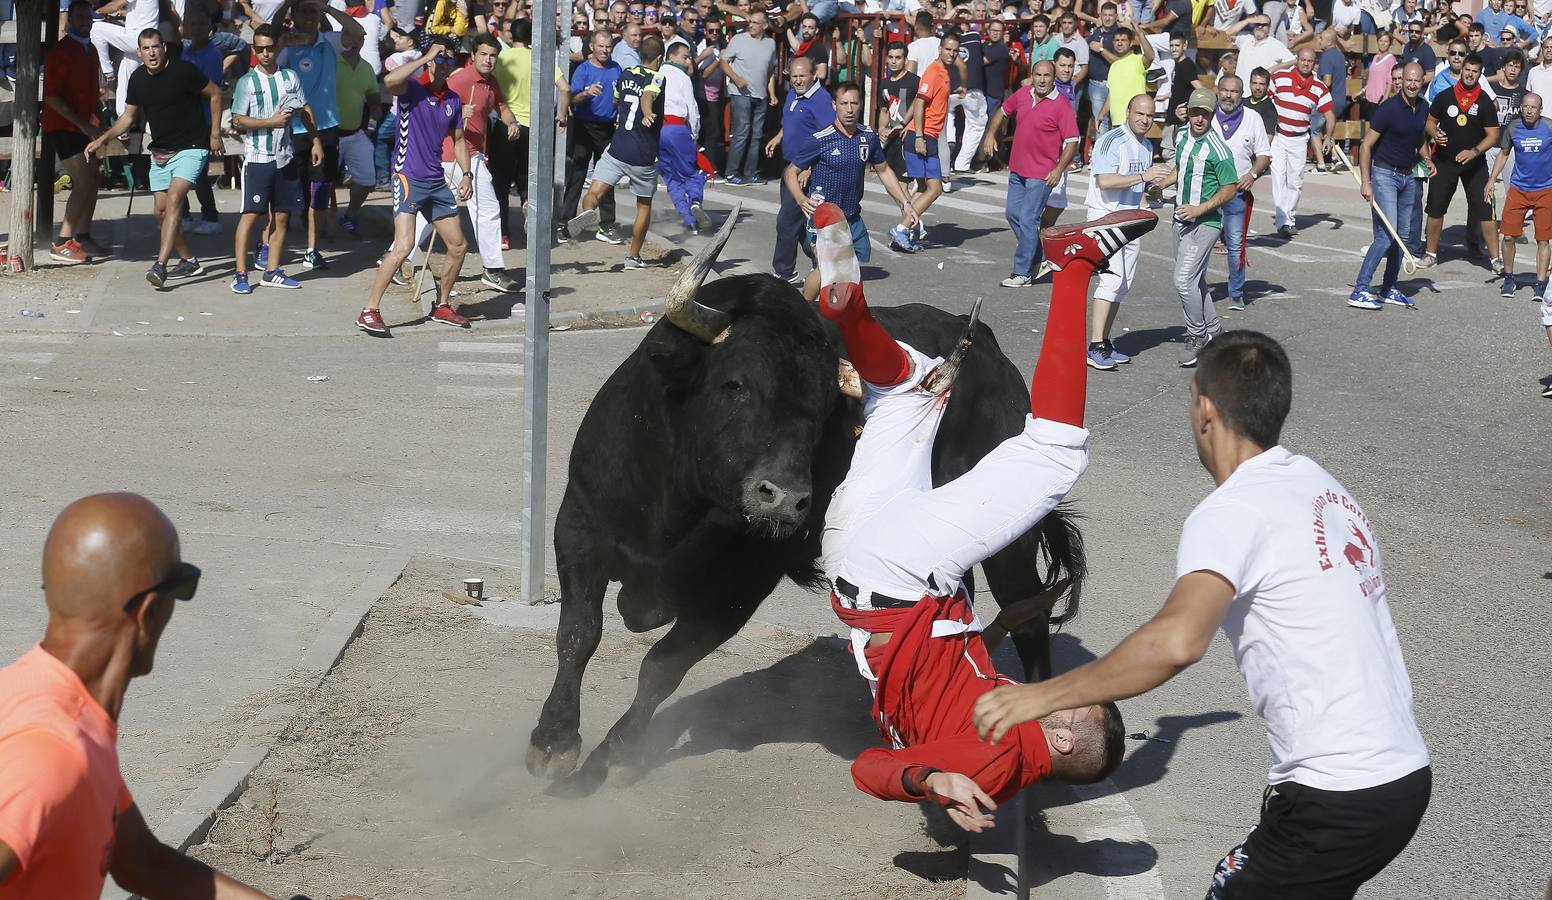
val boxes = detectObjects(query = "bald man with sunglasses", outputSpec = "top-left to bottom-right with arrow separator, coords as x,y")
0,493 -> 273,899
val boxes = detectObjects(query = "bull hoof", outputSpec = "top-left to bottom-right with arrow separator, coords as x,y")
606,762 -> 644,788
548,765 -> 607,799
525,741 -> 581,779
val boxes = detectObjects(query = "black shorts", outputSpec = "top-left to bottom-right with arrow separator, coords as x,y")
884,134 -> 907,180
294,127 -> 339,185
240,159 -> 304,216
1426,159 -> 1490,220
1208,766 -> 1431,900
46,130 -> 90,163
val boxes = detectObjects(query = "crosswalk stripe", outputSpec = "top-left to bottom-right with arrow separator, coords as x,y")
436,384 -> 522,399
703,188 -> 782,215
0,352 -> 59,365
0,335 -> 77,345
439,341 -> 521,354
437,361 -> 522,377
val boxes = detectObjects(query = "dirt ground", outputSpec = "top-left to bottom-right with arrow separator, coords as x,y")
190,559 -> 968,900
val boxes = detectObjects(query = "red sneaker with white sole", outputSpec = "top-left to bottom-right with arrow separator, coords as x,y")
430,303 -> 471,328
1039,209 -> 1159,272
356,307 -> 390,335
812,202 -> 862,319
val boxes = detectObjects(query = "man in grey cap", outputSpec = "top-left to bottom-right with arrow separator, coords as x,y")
1170,88 -> 1241,368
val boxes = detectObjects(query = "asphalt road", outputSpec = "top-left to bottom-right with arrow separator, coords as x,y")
0,164 -> 1546,898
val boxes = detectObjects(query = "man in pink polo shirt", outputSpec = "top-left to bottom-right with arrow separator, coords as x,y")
982,60 -> 1080,288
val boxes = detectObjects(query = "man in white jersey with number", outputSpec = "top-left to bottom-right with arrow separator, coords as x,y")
229,23 -> 323,294
975,330 -> 1432,899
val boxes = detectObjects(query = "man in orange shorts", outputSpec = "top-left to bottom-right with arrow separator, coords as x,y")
0,494 -> 274,898
1489,91 -> 1552,297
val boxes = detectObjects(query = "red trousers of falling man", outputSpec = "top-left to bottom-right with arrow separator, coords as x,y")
810,204 -> 1158,808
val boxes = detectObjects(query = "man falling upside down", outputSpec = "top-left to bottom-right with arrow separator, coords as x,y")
809,199 -> 1158,831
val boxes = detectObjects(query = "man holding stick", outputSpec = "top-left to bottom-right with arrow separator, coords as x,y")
356,37 -> 474,336
1349,62 -> 1431,311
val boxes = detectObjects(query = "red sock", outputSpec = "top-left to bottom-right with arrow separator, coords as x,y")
820,285 -> 911,387
1029,260 -> 1095,428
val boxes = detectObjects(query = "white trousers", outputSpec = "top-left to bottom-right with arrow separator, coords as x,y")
953,90 -> 988,171
405,153 -> 503,270
820,342 -> 1090,603
1271,133 -> 1307,230
90,21 -> 141,116
1091,226 -> 1141,304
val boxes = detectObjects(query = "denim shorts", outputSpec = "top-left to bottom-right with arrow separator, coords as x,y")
806,214 -> 872,263
149,148 -> 209,192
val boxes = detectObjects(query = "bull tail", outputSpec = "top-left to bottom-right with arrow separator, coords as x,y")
1035,503 -> 1087,626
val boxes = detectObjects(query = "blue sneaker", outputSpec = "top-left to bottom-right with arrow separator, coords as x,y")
889,225 -> 918,253
259,268 -> 301,289
1347,289 -> 1383,310
256,243 -> 269,270
231,272 -> 253,295
1382,287 -> 1417,308
1102,340 -> 1131,364
1499,275 -> 1518,298
724,175 -> 746,186
1086,345 -> 1117,371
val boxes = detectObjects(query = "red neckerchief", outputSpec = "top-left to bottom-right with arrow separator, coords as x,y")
1453,79 -> 1482,116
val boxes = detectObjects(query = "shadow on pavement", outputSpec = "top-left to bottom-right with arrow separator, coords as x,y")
924,222 -> 1001,248
638,637 -> 876,769
1113,324 -> 1186,358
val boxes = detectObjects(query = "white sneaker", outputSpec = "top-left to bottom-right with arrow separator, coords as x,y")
1000,274 -> 1033,288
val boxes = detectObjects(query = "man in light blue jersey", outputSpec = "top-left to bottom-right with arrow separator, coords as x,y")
1084,93 -> 1171,369
230,23 -> 323,294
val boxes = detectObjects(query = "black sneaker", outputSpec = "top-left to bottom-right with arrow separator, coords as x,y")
595,223 -> 626,245
554,224 -> 570,244
146,262 -> 167,289
168,258 -> 204,278
1543,382 -> 1552,398
482,268 -> 522,292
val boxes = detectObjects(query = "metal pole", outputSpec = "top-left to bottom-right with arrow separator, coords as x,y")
521,0 -> 558,605
35,7 -> 58,246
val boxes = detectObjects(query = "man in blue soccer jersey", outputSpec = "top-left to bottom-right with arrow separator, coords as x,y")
783,80 -> 917,302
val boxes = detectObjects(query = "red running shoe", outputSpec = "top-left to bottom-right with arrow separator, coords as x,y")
812,202 -> 861,319
430,303 -> 471,328
356,307 -> 390,335
1039,209 -> 1159,273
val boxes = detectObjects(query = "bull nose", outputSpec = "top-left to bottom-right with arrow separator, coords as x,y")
745,478 -> 812,522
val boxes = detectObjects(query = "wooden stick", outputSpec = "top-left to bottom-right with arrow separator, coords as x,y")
1333,144 -> 1420,276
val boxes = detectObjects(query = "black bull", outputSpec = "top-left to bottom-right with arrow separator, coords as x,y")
528,224 -> 1085,797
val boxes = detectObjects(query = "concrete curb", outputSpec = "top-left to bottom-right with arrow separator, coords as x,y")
103,549 -> 414,900
965,792 -> 1024,899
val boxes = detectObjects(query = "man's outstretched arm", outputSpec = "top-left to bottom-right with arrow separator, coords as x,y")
852,751 -> 998,832
111,803 -> 273,899
973,570 -> 1236,743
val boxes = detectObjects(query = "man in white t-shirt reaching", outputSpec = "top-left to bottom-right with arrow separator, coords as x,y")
974,330 -> 1432,899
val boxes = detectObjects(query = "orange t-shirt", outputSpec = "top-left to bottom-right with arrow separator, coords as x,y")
917,60 -> 951,138
0,645 -> 133,899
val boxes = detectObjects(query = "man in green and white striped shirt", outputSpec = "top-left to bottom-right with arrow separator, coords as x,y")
1171,88 -> 1241,368
228,23 -> 322,294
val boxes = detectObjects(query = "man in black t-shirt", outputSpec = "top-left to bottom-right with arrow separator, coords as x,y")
953,24 -> 988,171
1163,34 -> 1200,160
568,36 -> 667,268
85,27 -> 222,290
788,13 -> 829,82
1422,53 -> 1502,270
983,19 -> 1011,113
877,41 -> 920,179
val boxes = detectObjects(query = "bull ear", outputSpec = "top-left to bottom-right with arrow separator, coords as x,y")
643,323 -> 704,388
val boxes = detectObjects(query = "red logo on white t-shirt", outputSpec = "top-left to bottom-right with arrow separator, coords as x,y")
1312,489 -> 1383,597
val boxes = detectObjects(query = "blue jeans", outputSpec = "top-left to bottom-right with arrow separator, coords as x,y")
1007,173 -> 1054,277
1220,192 -> 1248,299
374,112 -> 397,187
807,0 -> 857,22
1356,166 -> 1418,294
1408,176 -> 1425,255
1129,0 -> 1154,24
1359,11 -> 1378,33
727,94 -> 766,181
1087,80 -> 1111,134
774,176 -> 806,277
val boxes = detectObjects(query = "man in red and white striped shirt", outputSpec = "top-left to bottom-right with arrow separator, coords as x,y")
1268,48 -> 1335,238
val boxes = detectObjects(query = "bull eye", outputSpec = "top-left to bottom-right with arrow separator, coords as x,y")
722,378 -> 744,393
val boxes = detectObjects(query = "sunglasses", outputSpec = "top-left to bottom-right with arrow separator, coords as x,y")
1449,50 -> 1465,56
644,10 -> 658,17
253,43 -> 277,53
123,562 -> 201,614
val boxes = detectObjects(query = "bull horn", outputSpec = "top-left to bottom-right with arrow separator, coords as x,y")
664,202 -> 741,342
922,296 -> 984,396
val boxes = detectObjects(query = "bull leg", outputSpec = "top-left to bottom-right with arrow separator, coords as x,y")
526,560 -> 609,779
552,596 -> 762,798
980,537 -> 1054,683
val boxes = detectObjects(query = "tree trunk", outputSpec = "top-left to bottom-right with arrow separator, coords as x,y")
8,0 -> 41,270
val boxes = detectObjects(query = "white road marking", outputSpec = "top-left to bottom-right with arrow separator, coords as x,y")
703,188 -> 782,215
0,352 -> 59,365
436,361 -> 522,377
435,384 -> 521,400
0,334 -> 77,344
438,341 -> 521,354
380,507 -> 520,535
1065,780 -> 1168,900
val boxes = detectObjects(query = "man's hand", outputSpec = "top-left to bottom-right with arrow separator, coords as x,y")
1045,168 -> 1062,188
973,683 -> 1055,744
311,140 -> 324,168
925,772 -> 998,832
1454,147 -> 1476,165
1236,172 -> 1256,192
464,102 -> 477,123
1360,180 -> 1374,203
914,133 -> 927,155
1173,102 -> 1186,121
507,121 -> 521,141
1424,157 -> 1437,178
1434,129 -> 1449,148
733,74 -> 749,91
800,193 -> 820,216
901,200 -> 920,226
210,132 -> 224,154
584,82 -> 604,98
796,168 -> 810,189
1484,180 -> 1497,206
455,172 -> 473,201
1176,202 -> 1202,221
1146,163 -> 1174,185
85,136 -> 105,158
764,134 -> 780,157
